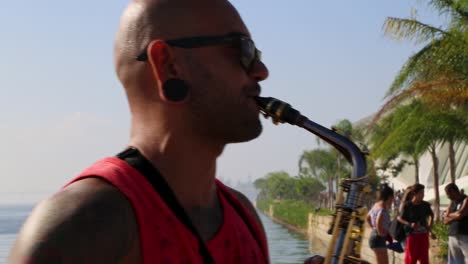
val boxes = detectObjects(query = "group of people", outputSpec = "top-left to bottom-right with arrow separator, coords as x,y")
367,183 -> 468,264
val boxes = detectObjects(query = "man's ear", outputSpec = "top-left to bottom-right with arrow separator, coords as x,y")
146,40 -> 188,103
146,40 -> 176,87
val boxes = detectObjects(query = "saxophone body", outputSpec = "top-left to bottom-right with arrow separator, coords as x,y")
255,97 -> 371,264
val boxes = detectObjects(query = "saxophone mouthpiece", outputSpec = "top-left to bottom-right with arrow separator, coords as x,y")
253,96 -> 270,109
254,96 -> 303,125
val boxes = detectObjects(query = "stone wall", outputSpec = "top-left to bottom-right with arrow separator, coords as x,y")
307,214 -> 444,264
307,214 -> 404,263
262,205 -> 445,263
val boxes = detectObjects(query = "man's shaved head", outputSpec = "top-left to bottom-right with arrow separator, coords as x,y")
113,0 -> 266,144
114,0 -> 245,94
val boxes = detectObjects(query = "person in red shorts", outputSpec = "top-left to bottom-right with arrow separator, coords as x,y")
397,184 -> 435,264
8,0 -> 274,263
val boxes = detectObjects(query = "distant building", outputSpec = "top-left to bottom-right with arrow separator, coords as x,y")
387,141 -> 468,207
353,115 -> 468,208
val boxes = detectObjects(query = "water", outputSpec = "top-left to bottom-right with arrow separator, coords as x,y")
0,204 -> 34,263
259,213 -> 312,264
0,205 -> 311,264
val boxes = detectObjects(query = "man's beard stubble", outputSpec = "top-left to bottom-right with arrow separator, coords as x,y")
188,97 -> 263,144
185,60 -> 263,144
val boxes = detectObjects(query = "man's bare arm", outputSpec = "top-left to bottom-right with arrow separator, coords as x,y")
443,201 -> 453,224
8,178 -> 141,264
445,201 -> 454,217
446,197 -> 468,223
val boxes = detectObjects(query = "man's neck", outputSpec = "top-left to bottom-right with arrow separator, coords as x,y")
129,131 -> 224,210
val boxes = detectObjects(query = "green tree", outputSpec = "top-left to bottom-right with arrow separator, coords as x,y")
330,119 -> 368,193
256,171 -> 294,200
371,103 -> 426,183
382,0 -> 468,99
294,177 -> 326,203
302,119 -> 369,208
371,100 -> 468,220
298,149 -> 339,208
377,0 -> 468,197
254,171 -> 325,208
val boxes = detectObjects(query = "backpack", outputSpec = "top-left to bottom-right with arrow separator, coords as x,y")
389,218 -> 406,242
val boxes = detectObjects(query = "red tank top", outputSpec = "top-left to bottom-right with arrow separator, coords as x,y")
63,157 -> 269,264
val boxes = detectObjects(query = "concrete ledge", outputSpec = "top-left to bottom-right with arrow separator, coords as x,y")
260,204 -> 446,263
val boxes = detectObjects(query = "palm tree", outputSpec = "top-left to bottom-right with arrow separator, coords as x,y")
437,108 -> 468,182
382,0 -> 468,100
298,149 -> 339,209
371,103 -> 427,183
371,100 -> 468,220
311,119 -> 368,207
377,1 -> 468,212
330,120 -> 352,200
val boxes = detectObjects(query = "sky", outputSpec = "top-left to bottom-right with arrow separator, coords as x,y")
0,0 -> 445,204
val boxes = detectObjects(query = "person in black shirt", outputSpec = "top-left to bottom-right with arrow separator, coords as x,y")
397,184 -> 435,264
443,183 -> 468,264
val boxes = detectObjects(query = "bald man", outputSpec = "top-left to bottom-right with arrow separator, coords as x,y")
8,0 -> 270,263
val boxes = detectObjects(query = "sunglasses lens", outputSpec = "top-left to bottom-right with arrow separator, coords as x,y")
240,39 -> 256,69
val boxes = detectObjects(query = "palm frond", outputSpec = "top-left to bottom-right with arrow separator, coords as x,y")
370,101 -> 427,159
385,33 -> 468,97
371,77 -> 467,128
383,17 -> 450,44
429,0 -> 468,20
385,42 -> 437,97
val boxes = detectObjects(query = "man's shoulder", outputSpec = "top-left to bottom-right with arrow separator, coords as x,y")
224,187 -> 265,230
49,177 -> 134,218
226,187 -> 251,205
225,187 -> 257,216
9,177 -> 141,264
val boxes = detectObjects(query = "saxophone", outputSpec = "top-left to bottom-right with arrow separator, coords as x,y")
255,96 -> 372,264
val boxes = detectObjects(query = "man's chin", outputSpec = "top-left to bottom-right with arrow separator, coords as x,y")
231,121 -> 263,143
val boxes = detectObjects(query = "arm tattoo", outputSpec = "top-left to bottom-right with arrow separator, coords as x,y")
21,186 -> 140,264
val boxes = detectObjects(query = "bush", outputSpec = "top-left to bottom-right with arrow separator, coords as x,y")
314,208 -> 333,216
432,221 -> 449,260
256,198 -> 271,212
273,200 -> 313,229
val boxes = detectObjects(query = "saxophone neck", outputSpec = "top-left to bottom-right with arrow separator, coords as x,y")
255,96 -> 371,264
255,96 -> 367,178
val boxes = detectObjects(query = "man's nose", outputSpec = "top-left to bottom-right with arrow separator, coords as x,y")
248,60 -> 269,81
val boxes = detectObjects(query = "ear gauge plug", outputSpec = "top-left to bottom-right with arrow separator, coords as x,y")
162,79 -> 189,102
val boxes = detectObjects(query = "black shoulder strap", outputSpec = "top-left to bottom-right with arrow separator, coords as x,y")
116,147 -> 215,264
220,188 -> 268,261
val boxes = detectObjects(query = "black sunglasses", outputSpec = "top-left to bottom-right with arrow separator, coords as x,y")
136,33 -> 262,71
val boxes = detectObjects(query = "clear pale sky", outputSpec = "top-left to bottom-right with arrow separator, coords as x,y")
0,1 -> 443,204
